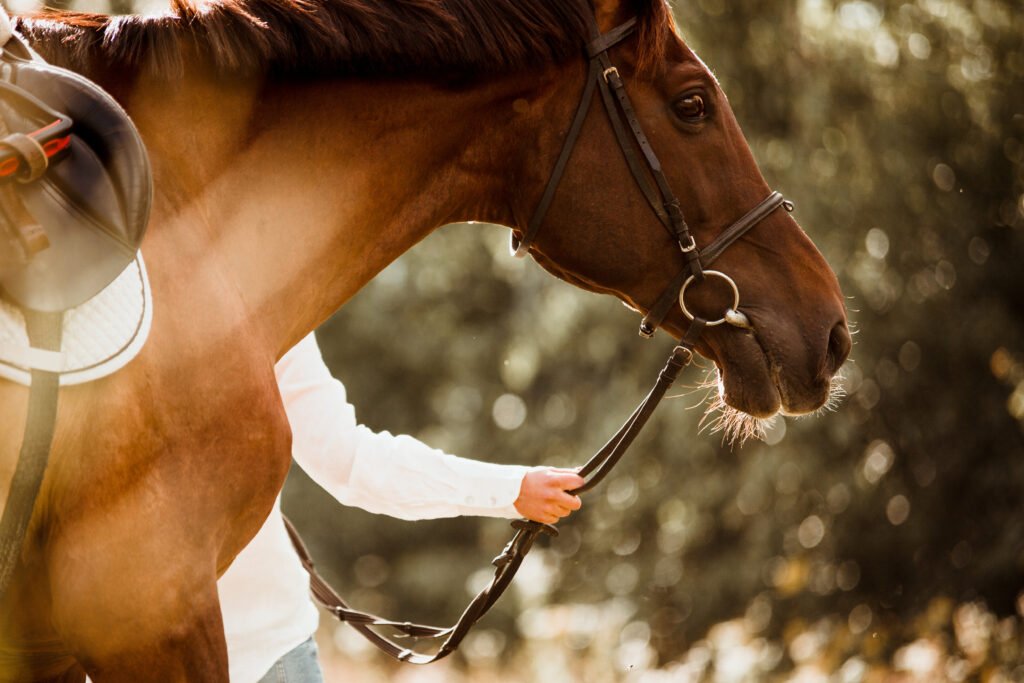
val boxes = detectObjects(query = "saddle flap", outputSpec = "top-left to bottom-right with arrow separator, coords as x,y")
0,49 -> 152,312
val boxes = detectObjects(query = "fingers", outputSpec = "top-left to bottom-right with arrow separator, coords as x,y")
558,491 -> 583,510
515,467 -> 587,525
541,495 -> 582,524
549,470 -> 586,491
537,508 -> 572,524
542,469 -> 583,520
522,498 -> 582,525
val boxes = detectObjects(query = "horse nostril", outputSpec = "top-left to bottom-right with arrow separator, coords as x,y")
826,321 -> 852,374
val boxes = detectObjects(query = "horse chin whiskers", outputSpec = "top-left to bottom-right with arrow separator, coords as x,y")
695,368 -> 774,446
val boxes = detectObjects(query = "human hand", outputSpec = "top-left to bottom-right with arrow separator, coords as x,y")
513,467 -> 585,524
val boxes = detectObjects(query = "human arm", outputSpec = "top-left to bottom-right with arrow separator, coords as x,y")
276,334 -> 582,523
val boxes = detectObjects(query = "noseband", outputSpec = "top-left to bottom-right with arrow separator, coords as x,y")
511,15 -> 793,340
296,11 -> 795,665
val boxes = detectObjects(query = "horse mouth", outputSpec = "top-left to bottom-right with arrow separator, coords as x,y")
702,328 -> 782,420
700,318 -> 840,431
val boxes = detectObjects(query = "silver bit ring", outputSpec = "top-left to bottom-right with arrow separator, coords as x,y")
678,270 -> 741,327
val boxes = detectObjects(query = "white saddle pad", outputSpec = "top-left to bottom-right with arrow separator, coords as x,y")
0,253 -> 152,386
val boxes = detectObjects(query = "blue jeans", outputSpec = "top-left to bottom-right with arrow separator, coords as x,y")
257,637 -> 324,683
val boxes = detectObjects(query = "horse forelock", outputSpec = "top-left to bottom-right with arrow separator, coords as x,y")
14,0 -> 675,81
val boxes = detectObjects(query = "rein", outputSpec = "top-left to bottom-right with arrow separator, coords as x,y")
289,8 -> 792,665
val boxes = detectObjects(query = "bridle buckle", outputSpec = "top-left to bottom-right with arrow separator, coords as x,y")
602,66 -> 619,83
671,345 -> 694,364
679,235 -> 697,253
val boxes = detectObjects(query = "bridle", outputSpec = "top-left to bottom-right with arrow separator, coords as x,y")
289,8 -> 794,665
512,14 -> 793,340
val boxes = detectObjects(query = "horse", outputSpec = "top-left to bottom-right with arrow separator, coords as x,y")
0,0 -> 850,679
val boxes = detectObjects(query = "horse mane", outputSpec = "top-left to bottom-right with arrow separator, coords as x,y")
15,0 -> 674,81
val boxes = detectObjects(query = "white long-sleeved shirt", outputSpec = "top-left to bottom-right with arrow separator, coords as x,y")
218,333 -> 530,683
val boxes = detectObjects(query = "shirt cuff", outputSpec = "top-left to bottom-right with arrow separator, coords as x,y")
453,463 -> 531,519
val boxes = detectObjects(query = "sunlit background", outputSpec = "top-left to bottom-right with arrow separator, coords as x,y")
24,0 -> 1024,679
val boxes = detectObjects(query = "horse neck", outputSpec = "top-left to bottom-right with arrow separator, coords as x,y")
115,63 -> 576,357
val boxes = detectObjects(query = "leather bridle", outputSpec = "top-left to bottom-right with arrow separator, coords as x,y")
291,8 -> 794,665
512,14 -> 792,339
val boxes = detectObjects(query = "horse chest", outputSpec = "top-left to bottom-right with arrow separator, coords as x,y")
147,364 -> 294,523
24,349 -> 294,558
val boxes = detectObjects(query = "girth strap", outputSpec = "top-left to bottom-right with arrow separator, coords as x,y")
0,310 -> 62,599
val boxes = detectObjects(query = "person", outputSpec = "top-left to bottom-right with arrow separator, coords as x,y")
218,333 -> 585,682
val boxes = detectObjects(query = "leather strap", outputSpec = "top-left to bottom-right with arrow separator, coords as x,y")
0,110 -> 48,257
515,12 -> 791,341
573,318 -> 705,493
593,58 -> 673,230
638,193 -> 792,337
0,309 -> 61,599
1,132 -> 48,183
512,18 -> 640,258
596,57 -> 698,253
586,17 -> 637,57
287,322 -> 705,664
512,59 -> 601,257
699,191 -> 790,266
639,268 -> 689,338
583,9 -> 702,279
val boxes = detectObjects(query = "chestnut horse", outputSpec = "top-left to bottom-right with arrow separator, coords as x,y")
0,0 -> 849,679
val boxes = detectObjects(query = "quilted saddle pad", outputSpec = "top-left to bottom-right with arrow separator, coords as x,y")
0,253 -> 151,386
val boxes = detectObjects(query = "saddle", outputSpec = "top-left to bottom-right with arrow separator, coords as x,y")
0,33 -> 151,312
0,22 -> 153,601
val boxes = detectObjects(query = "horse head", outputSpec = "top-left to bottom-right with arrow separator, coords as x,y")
515,0 -> 850,423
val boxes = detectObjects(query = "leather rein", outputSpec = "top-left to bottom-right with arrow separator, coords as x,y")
288,10 -> 793,665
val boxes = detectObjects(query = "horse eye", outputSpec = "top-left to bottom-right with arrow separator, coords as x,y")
674,94 -> 706,121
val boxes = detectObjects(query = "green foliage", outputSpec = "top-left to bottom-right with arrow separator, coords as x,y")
284,0 -> 1024,678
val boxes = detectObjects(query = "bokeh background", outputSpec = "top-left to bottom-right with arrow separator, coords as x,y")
26,0 -> 1022,679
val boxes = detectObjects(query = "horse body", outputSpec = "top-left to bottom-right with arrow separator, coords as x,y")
0,0 -> 850,679
1,39 -> 585,683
